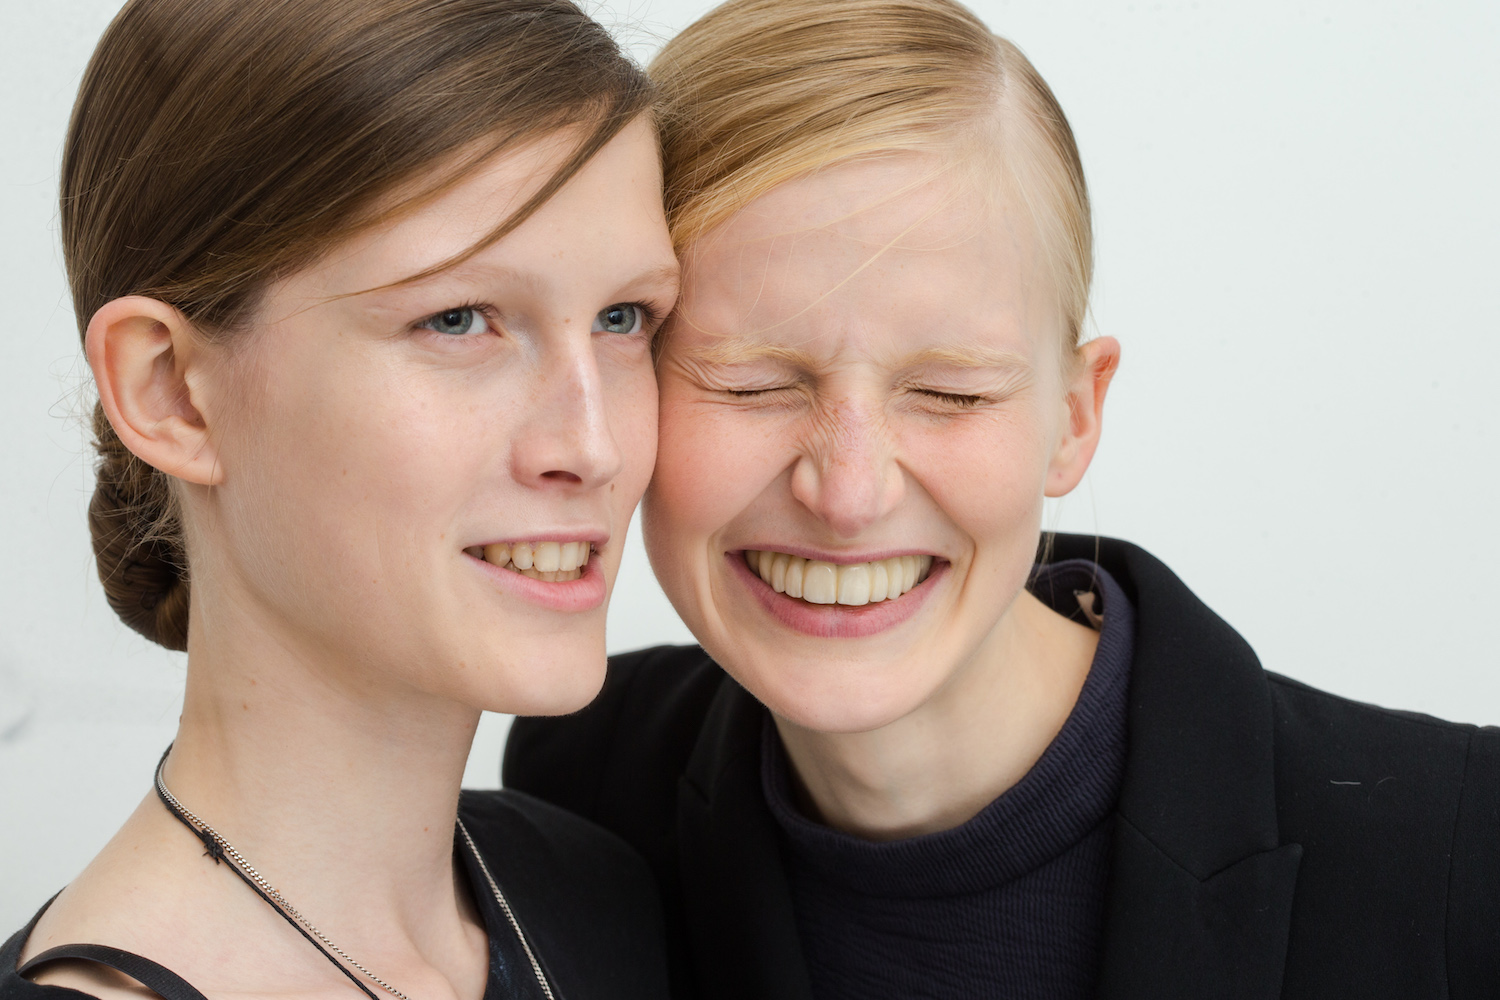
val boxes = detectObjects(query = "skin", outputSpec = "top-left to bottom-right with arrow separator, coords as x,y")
645,152 -> 1118,840
22,117 -> 678,1000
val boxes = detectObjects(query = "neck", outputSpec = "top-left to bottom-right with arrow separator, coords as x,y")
775,589 -> 1098,841
161,586 -> 482,954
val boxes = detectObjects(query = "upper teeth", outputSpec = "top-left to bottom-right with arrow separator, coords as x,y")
745,550 -> 934,606
470,541 -> 590,581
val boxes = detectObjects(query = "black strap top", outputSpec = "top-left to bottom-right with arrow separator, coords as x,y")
1,831 -> 533,1000
18,944 -> 207,1000
3,790 -> 670,1000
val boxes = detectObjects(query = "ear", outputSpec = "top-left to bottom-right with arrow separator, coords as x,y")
86,296 -> 225,487
1044,336 -> 1120,498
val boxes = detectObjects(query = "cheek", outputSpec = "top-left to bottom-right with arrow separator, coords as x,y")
221,343 -> 490,589
648,389 -> 783,545
604,358 -> 659,505
906,405 -> 1056,546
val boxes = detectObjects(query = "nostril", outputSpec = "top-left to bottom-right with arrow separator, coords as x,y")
540,470 -> 584,484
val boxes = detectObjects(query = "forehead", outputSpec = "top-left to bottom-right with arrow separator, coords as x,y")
275,119 -> 673,309
674,153 -> 1056,362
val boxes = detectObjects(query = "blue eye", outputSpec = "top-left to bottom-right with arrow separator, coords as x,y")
593,303 -> 642,335
421,307 -> 489,336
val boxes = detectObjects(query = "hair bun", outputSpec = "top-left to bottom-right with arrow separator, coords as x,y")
87,408 -> 190,651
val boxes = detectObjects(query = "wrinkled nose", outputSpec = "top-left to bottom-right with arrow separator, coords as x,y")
789,399 -> 904,538
511,344 -> 623,491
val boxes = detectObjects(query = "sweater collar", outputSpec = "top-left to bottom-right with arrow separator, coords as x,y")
758,560 -> 1134,898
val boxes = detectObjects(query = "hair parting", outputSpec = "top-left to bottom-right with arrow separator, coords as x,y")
649,0 -> 1092,363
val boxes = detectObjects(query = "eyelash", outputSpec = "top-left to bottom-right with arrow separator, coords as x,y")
628,303 -> 665,333
721,387 -> 988,415
916,389 -> 988,408
415,301 -> 491,335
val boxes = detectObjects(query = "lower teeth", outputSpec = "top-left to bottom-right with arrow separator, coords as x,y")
510,566 -> 582,583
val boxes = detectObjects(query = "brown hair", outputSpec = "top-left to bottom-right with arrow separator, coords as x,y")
650,0 -> 1091,354
64,0 -> 654,650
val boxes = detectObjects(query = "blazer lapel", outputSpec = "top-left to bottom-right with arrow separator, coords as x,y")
677,678 -> 816,1000
1063,537 -> 1302,1000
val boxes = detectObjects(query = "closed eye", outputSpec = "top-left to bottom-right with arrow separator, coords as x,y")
915,389 -> 987,408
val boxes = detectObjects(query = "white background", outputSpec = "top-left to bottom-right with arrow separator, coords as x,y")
2,0 -> 1497,929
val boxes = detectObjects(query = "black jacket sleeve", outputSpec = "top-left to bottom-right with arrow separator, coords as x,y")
1446,724 -> 1500,998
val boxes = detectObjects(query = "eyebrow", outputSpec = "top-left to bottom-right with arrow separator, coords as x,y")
678,340 -> 1029,371
677,339 -> 821,369
897,345 -> 1031,371
352,259 -> 680,313
626,263 -> 683,292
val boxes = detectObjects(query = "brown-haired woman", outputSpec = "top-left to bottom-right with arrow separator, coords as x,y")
3,1 -> 678,998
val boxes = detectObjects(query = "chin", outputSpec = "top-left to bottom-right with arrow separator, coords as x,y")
486,645 -> 609,718
735,658 -> 937,736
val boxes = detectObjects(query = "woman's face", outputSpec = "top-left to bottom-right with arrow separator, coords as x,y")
197,119 -> 677,716
645,153 -> 1109,733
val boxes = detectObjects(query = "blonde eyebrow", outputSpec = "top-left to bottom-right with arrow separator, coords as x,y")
898,345 -> 1031,370
675,339 -> 1031,375
677,339 -> 821,369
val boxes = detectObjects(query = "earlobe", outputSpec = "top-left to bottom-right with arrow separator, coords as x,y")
1044,336 -> 1121,498
86,296 -> 224,487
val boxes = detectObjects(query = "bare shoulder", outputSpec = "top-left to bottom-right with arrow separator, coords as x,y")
17,794 -> 291,1000
19,795 -> 191,997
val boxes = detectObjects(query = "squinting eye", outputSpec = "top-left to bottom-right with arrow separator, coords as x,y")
593,303 -> 642,336
918,389 -> 986,408
420,307 -> 490,336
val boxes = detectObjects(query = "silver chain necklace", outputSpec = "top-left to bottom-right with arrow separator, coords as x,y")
153,747 -> 555,1000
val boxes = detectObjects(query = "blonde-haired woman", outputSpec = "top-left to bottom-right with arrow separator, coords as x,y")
506,1 -> 1500,997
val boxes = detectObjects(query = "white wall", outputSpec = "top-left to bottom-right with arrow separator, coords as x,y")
2,0 -> 1496,929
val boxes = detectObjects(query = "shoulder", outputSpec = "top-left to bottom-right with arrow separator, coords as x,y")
460,786 -> 654,886
1264,672 -> 1499,862
459,789 -> 669,1000
1264,675 -> 1500,985
503,644 -> 727,823
0,911 -> 65,1000
1264,671 -> 1494,817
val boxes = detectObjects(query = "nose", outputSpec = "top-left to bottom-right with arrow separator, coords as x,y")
789,397 -> 905,538
510,339 -> 624,491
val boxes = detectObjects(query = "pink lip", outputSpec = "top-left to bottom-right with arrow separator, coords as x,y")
728,550 -> 945,639
467,550 -> 607,612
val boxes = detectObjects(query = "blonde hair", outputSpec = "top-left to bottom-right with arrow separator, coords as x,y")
650,0 -> 1092,350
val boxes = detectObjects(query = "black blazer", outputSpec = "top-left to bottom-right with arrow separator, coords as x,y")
505,535 -> 1500,999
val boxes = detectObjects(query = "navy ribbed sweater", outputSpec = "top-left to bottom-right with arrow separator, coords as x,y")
760,560 -> 1134,1000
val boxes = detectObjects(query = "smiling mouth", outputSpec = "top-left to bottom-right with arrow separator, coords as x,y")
466,541 -> 591,582
744,550 -> 934,606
